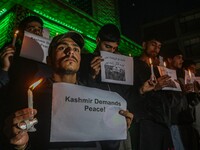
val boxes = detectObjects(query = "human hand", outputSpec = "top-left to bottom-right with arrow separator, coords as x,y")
0,46 -> 15,71
154,75 -> 171,91
140,79 -> 157,94
90,56 -> 103,79
185,83 -> 194,93
119,110 -> 134,129
3,108 -> 37,148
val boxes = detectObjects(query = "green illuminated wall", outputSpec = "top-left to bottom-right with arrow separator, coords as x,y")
0,0 -> 142,56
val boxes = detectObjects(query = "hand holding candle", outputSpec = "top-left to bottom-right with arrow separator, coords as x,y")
12,30 -> 19,47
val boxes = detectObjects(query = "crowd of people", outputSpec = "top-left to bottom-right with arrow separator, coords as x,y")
0,15 -> 200,150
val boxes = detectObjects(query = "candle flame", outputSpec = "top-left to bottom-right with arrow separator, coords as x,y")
149,58 -> 152,64
164,61 -> 166,67
29,78 -> 43,90
15,30 -> 19,34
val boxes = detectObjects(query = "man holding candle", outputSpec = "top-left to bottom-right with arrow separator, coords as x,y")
0,15 -> 47,149
0,15 -> 45,92
182,59 -> 200,149
128,34 -> 175,150
3,31 -> 134,150
163,50 -> 200,150
0,15 -> 50,120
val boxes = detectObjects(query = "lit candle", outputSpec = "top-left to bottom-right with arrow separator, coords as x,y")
188,69 -> 192,79
163,61 -> 166,67
12,30 -> 19,46
56,32 -> 59,36
163,61 -> 167,75
149,58 -> 156,81
28,78 -> 43,108
149,58 -> 154,74
188,69 -> 193,84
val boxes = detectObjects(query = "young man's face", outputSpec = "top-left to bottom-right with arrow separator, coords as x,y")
143,40 -> 161,58
51,37 -> 81,74
98,40 -> 119,53
171,55 -> 184,69
25,21 -> 43,36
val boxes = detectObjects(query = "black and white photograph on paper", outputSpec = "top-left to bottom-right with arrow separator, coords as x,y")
100,51 -> 133,85
20,31 -> 51,64
104,62 -> 125,81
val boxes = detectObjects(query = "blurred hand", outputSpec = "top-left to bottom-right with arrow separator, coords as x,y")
154,75 -> 171,91
0,46 -> 15,71
119,110 -> 134,129
185,83 -> 194,93
3,108 -> 37,148
90,56 -> 103,79
140,79 -> 157,94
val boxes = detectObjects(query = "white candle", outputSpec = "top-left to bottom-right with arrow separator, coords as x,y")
163,61 -> 167,75
149,58 -> 154,74
12,30 -> 19,46
188,69 -> 193,84
27,78 -> 43,108
188,69 -> 192,79
163,61 -> 166,67
28,88 -> 33,108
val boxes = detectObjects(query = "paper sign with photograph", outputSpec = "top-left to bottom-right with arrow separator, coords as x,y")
20,31 -> 51,63
50,83 -> 127,142
157,66 -> 182,91
100,51 -> 133,85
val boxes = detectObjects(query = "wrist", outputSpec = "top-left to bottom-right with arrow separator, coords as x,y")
14,143 -> 27,150
139,87 -> 144,94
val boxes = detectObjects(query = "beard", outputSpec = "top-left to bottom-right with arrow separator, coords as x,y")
54,68 -> 77,75
145,51 -> 158,58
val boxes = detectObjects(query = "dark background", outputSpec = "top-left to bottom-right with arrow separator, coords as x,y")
118,0 -> 200,44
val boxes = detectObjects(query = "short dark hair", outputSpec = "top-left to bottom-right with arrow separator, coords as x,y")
163,48 -> 183,59
48,31 -> 84,58
18,15 -> 43,31
182,59 -> 196,69
97,23 -> 120,43
142,33 -> 162,43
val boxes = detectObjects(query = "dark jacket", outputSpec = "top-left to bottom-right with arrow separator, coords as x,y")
128,58 -> 188,126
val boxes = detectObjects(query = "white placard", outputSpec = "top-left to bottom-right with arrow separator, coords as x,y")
50,83 -> 127,142
157,66 -> 182,91
100,51 -> 133,85
20,31 -> 51,63
42,28 -> 50,39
